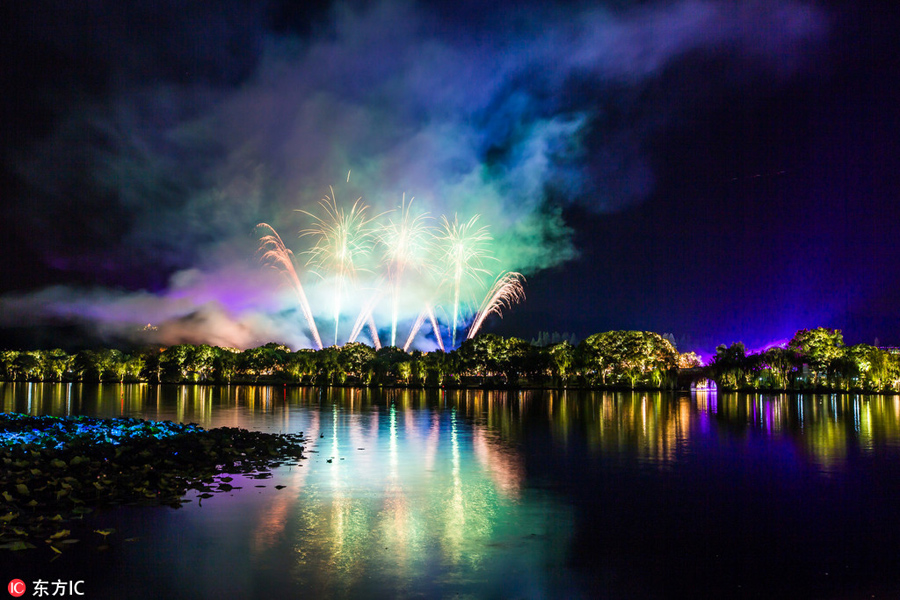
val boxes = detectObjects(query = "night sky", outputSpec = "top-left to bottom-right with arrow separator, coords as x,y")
1,0 -> 897,357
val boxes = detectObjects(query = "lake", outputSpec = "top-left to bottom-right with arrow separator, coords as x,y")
4,383 -> 900,599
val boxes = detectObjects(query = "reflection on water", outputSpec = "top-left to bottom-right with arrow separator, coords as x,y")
2,384 -> 577,598
5,383 -> 900,473
252,390 -> 564,597
6,383 -> 900,597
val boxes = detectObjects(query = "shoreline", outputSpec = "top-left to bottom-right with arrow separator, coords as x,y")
0,413 -> 306,552
4,378 -> 898,396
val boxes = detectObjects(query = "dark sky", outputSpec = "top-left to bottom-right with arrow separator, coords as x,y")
1,0 -> 897,357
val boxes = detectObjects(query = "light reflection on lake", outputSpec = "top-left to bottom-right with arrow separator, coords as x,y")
7,384 -> 900,472
3,385 -> 577,599
5,383 -> 900,598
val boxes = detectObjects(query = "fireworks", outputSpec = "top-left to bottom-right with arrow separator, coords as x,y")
258,190 -> 524,350
376,195 -> 431,347
256,224 -> 324,350
433,214 -> 492,349
299,188 -> 376,346
466,272 -> 526,340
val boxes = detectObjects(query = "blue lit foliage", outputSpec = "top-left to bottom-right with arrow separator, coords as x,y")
0,413 -> 202,450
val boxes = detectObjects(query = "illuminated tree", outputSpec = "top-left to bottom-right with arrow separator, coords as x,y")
545,341 -> 575,385
124,354 -> 146,382
73,350 -> 102,382
405,350 -> 428,386
457,333 -> 508,382
0,350 -> 19,380
36,349 -> 71,382
423,350 -> 452,387
238,345 -> 287,382
371,346 -> 409,384
498,337 -> 532,385
339,342 -> 376,380
313,346 -> 341,385
96,349 -> 127,382
788,328 -> 845,386
189,344 -> 218,382
864,346 -> 894,391
458,334 -> 489,375
577,331 -> 678,388
708,342 -> 750,390
159,345 -> 192,382
827,343 -> 871,390
284,349 -> 316,384
396,360 -> 412,384
12,352 -> 41,381
213,349 -> 238,383
761,347 -> 798,390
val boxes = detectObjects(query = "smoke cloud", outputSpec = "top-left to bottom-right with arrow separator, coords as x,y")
3,0 -> 827,349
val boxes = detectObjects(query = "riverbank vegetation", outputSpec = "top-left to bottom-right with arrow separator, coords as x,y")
1,327 -> 898,392
0,413 -> 306,551
707,328 -> 900,391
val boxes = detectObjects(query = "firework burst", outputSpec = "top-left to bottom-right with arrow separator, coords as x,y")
255,223 -> 324,350
299,188 -> 376,345
257,186 -> 521,351
467,272 -> 526,340
377,195 -> 431,347
433,214 -> 492,349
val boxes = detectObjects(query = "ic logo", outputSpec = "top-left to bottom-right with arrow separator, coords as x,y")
7,580 -> 26,598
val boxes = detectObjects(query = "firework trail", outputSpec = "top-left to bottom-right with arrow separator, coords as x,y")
300,188 -> 376,346
349,291 -> 382,345
402,304 -> 445,352
366,315 -> 382,350
434,214 -> 492,349
467,272 -> 526,340
256,190 -> 520,351
256,223 -> 323,349
402,311 -> 427,352
426,304 -> 445,352
377,195 -> 431,347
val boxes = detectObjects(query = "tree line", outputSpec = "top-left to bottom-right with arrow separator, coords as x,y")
1,327 -> 898,392
708,327 -> 900,392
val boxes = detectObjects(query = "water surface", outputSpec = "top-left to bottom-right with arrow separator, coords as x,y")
4,384 -> 900,599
